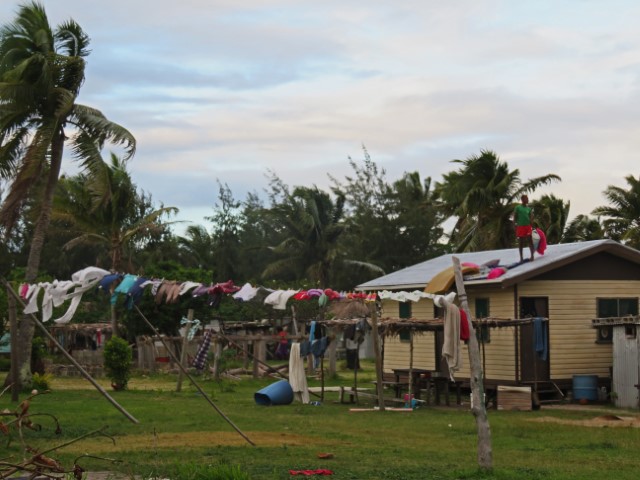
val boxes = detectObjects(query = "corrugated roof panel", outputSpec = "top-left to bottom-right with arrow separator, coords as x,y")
356,239 -> 640,291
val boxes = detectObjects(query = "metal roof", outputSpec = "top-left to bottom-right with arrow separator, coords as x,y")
356,239 -> 640,291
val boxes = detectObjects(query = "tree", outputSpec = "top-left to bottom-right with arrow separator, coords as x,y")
264,184 -> 346,287
591,175 -> 640,249
531,194 -> 570,245
386,171 -> 449,269
177,225 -> 216,270
329,149 -> 449,286
51,154 -> 176,335
205,182 -> 243,282
435,150 -> 561,252
0,2 -> 135,387
562,214 -> 604,243
53,154 -> 176,272
263,175 -> 385,289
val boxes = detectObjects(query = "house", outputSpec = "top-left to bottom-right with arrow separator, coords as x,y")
356,239 -> 640,397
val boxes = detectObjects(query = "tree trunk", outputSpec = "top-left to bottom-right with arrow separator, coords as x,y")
452,256 -> 492,469
9,128 -> 65,390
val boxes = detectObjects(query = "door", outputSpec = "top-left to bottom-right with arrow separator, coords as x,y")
519,297 -> 550,382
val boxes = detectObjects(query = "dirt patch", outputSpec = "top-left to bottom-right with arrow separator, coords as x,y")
531,414 -> 640,428
63,430 -> 331,453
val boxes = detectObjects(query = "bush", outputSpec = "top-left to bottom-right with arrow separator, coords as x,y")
31,372 -> 53,391
0,357 -> 10,372
103,337 -> 132,390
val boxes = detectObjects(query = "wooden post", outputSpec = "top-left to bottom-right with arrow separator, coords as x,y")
253,337 -> 262,378
290,305 -> 299,335
243,340 -> 250,369
452,256 -> 492,469
408,330 -> 414,401
211,340 -> 222,380
7,284 -> 18,402
110,304 -> 118,338
369,302 -> 385,411
176,309 -> 193,392
328,329 -> 337,377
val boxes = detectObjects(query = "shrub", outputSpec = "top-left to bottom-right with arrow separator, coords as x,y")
31,372 -> 53,391
0,357 -> 10,372
103,337 -> 132,390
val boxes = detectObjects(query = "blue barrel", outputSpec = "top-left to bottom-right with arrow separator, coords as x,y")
573,375 -> 598,401
254,380 -> 294,406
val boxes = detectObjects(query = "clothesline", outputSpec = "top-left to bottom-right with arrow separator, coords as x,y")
16,266 -> 461,326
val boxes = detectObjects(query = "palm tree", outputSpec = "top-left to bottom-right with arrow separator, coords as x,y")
52,154 -> 177,334
264,185 -> 384,288
177,225 -> 216,270
532,194 -> 570,244
54,154 -> 177,271
435,150 -> 561,252
591,175 -> 640,249
387,171 -> 448,268
0,2 -> 135,385
562,214 -> 604,243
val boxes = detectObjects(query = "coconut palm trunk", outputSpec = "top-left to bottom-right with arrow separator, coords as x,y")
12,129 -> 65,387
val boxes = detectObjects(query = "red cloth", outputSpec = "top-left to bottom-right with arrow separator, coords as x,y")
536,228 -> 547,254
294,291 -> 310,300
516,225 -> 532,238
459,309 -> 470,341
289,470 -> 333,476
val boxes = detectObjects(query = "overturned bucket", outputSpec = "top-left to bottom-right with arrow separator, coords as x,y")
254,380 -> 294,406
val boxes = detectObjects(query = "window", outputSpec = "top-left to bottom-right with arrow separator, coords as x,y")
399,330 -> 412,342
625,325 -> 637,339
399,302 -> 412,342
597,298 -> 639,344
475,298 -> 490,343
399,301 -> 412,319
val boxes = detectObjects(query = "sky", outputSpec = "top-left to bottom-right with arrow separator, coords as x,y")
2,0 -> 640,235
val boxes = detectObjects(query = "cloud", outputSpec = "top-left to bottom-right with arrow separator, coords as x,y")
3,0 -> 640,230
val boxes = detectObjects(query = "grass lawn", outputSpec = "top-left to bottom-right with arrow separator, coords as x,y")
2,362 -> 640,479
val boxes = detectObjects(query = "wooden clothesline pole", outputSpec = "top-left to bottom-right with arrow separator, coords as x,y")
369,302 -> 385,411
451,256 -> 492,469
1,278 -> 139,424
175,308 -> 193,392
133,305 -> 255,447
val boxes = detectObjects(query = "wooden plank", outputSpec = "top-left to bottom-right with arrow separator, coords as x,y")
497,385 -> 532,411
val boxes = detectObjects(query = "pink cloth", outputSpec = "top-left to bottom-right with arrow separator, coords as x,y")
487,267 -> 506,279
536,228 -> 547,254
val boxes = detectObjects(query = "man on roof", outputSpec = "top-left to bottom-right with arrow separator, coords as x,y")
514,194 -> 535,262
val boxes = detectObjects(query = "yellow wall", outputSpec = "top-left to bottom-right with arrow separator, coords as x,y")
380,280 -> 640,381
518,280 -> 640,379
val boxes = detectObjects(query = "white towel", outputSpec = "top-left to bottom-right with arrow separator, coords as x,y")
440,298 -> 462,380
288,343 -> 309,404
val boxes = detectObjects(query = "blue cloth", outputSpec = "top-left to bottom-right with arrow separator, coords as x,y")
97,274 -> 121,292
311,337 -> 329,368
533,317 -> 547,361
299,340 -> 311,357
309,321 -> 316,343
126,276 -> 149,309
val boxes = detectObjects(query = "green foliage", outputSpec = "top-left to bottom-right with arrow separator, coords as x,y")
435,149 -> 561,252
592,174 -> 640,249
31,372 -> 53,391
166,461 -> 251,480
103,336 -> 133,390
31,335 -> 48,374
0,357 -> 10,372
